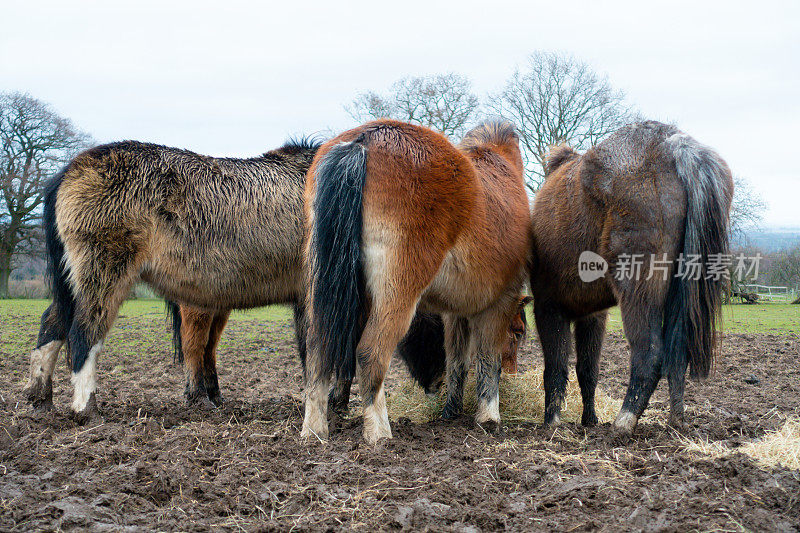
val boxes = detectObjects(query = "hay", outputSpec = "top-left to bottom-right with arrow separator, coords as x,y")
679,418 -> 800,471
386,368 -> 622,424
741,418 -> 800,470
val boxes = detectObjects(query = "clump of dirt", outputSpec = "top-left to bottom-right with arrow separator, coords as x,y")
1,313 -> 798,531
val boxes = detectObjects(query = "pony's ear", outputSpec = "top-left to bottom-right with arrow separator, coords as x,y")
544,145 -> 579,175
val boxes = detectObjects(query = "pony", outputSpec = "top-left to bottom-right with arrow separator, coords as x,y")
301,119 -> 531,444
529,121 -> 733,433
24,135 -> 521,419
23,139 -> 319,420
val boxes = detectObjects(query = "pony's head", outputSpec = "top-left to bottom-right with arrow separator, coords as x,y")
460,121 -> 523,173
501,295 -> 533,374
543,145 -> 580,176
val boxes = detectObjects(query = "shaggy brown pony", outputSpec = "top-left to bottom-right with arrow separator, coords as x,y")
302,119 -> 531,444
24,139 -> 317,420
530,121 -> 733,433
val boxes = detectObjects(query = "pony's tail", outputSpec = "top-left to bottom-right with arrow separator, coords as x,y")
662,133 -> 733,379
309,137 -> 368,382
166,301 -> 183,364
40,167 -> 77,350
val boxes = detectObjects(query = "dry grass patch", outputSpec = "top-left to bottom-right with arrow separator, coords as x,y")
386,368 -> 622,424
741,418 -> 800,470
679,417 -> 800,471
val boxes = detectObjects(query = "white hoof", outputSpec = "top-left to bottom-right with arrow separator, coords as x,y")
475,395 -> 500,425
614,410 -> 638,433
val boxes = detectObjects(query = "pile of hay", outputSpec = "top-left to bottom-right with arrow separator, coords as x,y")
680,418 -> 800,471
741,418 -> 800,470
386,368 -> 622,424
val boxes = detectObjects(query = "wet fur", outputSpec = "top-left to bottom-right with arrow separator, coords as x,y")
303,120 -> 531,442
531,121 -> 733,431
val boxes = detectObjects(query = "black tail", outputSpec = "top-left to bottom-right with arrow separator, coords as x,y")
166,300 -> 183,364
396,313 -> 447,394
36,167 -> 76,350
309,137 -> 368,382
663,133 -> 733,379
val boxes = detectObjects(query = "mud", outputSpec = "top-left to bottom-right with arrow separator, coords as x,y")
1,312 -> 798,531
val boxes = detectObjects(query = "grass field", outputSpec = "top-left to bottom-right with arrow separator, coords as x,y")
2,298 -> 797,338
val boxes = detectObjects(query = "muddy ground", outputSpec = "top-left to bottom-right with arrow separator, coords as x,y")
1,308 -> 799,531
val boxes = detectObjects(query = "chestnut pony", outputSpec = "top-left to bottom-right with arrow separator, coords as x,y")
302,120 -> 531,443
530,121 -> 733,433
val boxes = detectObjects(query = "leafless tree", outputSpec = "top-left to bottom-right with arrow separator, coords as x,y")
729,175 -> 767,246
0,92 -> 92,297
769,244 -> 800,292
487,52 -> 635,192
346,73 -> 481,139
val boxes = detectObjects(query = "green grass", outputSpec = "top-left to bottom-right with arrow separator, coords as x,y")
2,299 -> 797,342
521,303 -> 798,336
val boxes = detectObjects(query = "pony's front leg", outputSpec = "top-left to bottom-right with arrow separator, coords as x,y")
442,316 -> 471,419
473,309 -> 511,430
474,350 -> 501,429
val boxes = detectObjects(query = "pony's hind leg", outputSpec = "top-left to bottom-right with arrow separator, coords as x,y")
667,354 -> 689,427
203,310 -> 229,407
575,311 -> 607,426
179,306 -> 216,408
441,315 -> 471,420
614,297 -> 664,433
24,304 -> 68,410
357,299 -> 418,444
66,243 -> 140,422
534,299 -> 572,426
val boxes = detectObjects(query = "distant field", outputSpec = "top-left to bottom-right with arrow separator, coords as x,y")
2,298 -> 797,337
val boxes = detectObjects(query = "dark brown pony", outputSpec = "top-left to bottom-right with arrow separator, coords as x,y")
302,119 -> 531,443
530,121 -> 733,432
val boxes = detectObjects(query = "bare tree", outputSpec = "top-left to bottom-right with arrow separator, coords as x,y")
729,175 -> 767,246
346,73 -> 481,139
0,92 -> 92,297
487,52 -> 635,191
769,244 -> 800,291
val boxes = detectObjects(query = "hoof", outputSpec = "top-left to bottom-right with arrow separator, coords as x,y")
477,419 -> 503,436
208,394 -> 224,408
363,424 -> 392,445
613,410 -> 638,434
668,412 -> 686,429
441,406 -> 462,420
23,378 -> 53,411
71,393 -> 103,425
543,412 -> 562,428
300,423 -> 329,442
581,411 -> 599,427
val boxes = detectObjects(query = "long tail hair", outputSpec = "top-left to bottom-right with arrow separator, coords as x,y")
662,133 -> 733,378
308,137 -> 368,382
38,168 -> 77,354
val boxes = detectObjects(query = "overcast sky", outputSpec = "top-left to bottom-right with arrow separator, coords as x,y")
3,0 -> 798,226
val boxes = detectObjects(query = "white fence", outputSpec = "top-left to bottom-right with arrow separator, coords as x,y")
741,284 -> 798,302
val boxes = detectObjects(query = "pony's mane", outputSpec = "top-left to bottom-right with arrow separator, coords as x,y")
459,121 -> 518,151
543,145 -> 580,175
264,136 -> 324,157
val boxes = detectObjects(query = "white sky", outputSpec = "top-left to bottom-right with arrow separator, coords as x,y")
2,0 -> 798,226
